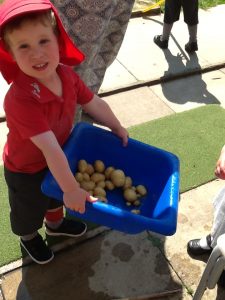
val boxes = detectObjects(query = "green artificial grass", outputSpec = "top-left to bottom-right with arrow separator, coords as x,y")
128,104 -> 225,193
1,104 -> 225,267
0,167 -> 22,266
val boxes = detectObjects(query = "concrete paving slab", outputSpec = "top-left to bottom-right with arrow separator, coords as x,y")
151,179 -> 225,299
99,59 -> 138,93
102,86 -> 174,128
103,13 -> 209,89
111,16 -> 172,83
196,5 -> 225,66
1,230 -> 185,300
150,69 -> 225,113
100,7 -> 225,94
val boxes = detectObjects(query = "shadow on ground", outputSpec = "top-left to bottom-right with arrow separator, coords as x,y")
8,230 -> 184,300
161,50 -> 220,105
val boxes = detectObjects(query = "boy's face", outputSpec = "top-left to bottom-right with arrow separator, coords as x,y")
6,18 -> 60,84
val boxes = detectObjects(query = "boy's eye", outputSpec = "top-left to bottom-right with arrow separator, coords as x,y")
19,44 -> 28,49
40,39 -> 49,45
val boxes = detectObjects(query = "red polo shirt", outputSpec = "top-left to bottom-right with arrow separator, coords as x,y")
3,64 -> 93,173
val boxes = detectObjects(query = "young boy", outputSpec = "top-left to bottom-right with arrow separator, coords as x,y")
153,0 -> 199,53
0,0 -> 128,265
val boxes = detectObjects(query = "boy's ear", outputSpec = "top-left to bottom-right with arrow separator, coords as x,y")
0,39 -> 14,60
4,45 -> 15,61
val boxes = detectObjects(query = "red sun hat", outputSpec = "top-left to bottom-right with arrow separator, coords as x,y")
0,0 -> 85,84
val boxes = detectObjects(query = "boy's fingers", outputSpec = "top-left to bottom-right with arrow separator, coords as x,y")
87,195 -> 98,203
78,207 -> 85,214
123,137 -> 128,147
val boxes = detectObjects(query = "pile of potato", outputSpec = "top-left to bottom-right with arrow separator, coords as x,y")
74,159 -> 147,213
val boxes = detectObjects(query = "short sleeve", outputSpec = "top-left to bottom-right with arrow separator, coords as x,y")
66,67 -> 94,105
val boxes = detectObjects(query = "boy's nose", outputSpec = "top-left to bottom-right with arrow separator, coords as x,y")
30,47 -> 43,59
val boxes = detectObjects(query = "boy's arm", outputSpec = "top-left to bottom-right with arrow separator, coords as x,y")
82,94 -> 128,146
31,131 -> 96,213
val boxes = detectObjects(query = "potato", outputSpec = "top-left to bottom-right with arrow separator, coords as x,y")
110,169 -> 125,187
123,188 -> 138,203
136,185 -> 147,196
131,209 -> 140,215
94,160 -> 105,173
93,187 -> 106,197
133,200 -> 141,206
105,180 -> 115,191
80,180 -> 95,191
78,159 -> 88,173
97,180 -> 106,189
98,196 -> 108,203
83,173 -> 90,181
91,172 -> 105,183
104,166 -> 115,179
75,172 -> 83,183
86,164 -> 94,176
123,176 -> 132,189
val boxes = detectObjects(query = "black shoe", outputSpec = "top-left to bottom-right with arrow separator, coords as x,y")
153,35 -> 168,49
218,270 -> 225,288
45,218 -> 87,237
185,41 -> 198,53
20,233 -> 54,264
187,234 -> 212,256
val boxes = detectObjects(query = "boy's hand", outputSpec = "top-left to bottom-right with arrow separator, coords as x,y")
112,126 -> 129,147
63,187 -> 97,214
215,149 -> 225,180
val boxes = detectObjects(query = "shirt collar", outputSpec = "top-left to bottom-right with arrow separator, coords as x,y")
14,65 -> 64,103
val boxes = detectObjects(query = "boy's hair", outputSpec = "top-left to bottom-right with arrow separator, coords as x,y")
2,10 -> 58,48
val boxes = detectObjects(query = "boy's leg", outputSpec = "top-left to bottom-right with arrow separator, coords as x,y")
153,0 -> 180,49
182,0 -> 199,52
4,167 -> 54,264
185,25 -> 198,53
182,0 -> 198,26
153,23 -> 173,49
45,206 -> 87,237
187,25 -> 198,43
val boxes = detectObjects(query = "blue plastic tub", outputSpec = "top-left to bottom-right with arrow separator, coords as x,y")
42,122 -> 180,235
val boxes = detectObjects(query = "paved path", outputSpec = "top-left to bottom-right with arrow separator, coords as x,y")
1,5 -> 225,300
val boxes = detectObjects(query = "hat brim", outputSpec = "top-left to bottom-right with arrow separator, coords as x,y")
0,0 -> 85,84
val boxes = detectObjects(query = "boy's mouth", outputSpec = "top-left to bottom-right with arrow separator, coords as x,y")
32,63 -> 48,71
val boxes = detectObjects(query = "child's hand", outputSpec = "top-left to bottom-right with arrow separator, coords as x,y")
63,187 -> 97,214
215,148 -> 225,180
112,126 -> 129,147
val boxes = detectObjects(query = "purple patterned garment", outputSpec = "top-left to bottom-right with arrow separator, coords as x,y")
51,0 -> 135,93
